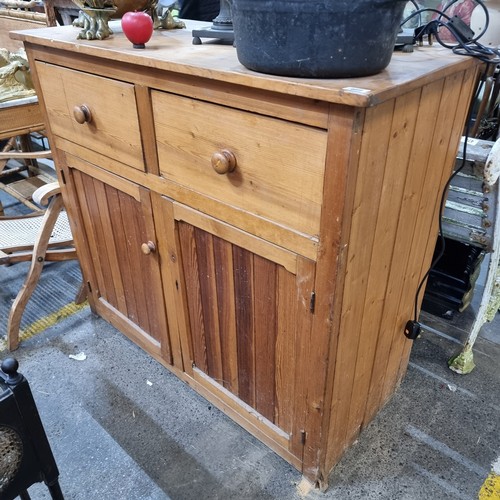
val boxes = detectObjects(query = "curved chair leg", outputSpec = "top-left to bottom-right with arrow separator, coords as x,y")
7,195 -> 64,350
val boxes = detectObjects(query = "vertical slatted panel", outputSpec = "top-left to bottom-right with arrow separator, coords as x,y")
70,169 -> 171,359
93,179 -> 127,313
326,98 -> 395,460
213,237 -> 239,393
394,66 -> 478,382
233,245 -> 256,408
195,228 -> 223,382
254,255 -> 277,422
392,67 -> 478,397
105,186 -> 139,324
80,172 -> 118,307
343,88 -> 422,442
178,220 -> 301,431
275,267 -> 297,433
362,78 -> 446,424
178,222 -> 208,373
72,169 -> 109,301
379,70 -> 474,408
115,190 -> 150,332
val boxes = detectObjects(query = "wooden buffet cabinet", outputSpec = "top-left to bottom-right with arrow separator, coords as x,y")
13,22 -> 479,487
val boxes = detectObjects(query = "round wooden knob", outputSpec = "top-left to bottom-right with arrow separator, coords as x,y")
141,241 -> 156,255
211,149 -> 237,175
73,105 -> 92,124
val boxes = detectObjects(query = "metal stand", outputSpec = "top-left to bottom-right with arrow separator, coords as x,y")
0,358 -> 64,500
192,0 -> 234,45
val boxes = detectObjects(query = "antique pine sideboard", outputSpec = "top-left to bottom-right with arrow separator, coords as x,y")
12,21 -> 479,487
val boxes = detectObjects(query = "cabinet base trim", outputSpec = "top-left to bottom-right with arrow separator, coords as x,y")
188,367 -> 302,470
95,298 -> 163,359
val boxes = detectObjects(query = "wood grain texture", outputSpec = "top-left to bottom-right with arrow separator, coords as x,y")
213,237 -> 239,393
178,222 -> 208,373
24,28 -> 481,487
55,136 -> 319,261
324,98 -> 394,471
177,214 -> 307,441
233,245 -> 256,407
134,85 -> 160,176
393,66 -> 479,394
344,88 -> 421,440
34,61 -> 144,171
254,255 -> 277,422
0,102 -> 44,140
380,69 -> 477,409
17,24 -> 479,107
361,78 -> 447,425
153,91 -> 327,238
303,105 -> 364,483
69,164 -> 172,362
150,193 -> 190,370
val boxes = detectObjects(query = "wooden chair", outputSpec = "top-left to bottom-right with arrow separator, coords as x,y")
0,181 -> 80,351
0,0 -> 58,212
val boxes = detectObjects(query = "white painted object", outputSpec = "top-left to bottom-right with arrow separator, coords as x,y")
470,0 -> 500,47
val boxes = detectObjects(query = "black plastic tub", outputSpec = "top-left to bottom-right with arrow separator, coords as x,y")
232,0 -> 407,78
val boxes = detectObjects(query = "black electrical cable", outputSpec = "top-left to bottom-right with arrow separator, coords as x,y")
400,4 -> 499,338
410,66 -> 491,325
437,0 -> 490,42
401,0 -> 492,46
400,7 -> 453,28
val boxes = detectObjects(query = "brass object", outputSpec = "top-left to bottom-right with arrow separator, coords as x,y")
192,0 -> 233,45
0,48 -> 36,103
152,0 -> 185,30
71,0 -> 184,40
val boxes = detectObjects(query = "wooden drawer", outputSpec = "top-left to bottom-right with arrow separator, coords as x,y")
34,61 -> 144,172
152,91 -> 327,238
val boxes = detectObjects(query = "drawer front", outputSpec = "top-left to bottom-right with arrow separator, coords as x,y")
152,91 -> 327,238
35,62 -> 144,171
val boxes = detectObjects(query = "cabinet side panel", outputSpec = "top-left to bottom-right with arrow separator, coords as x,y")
390,67 -> 478,401
375,68 -> 477,414
342,87 -> 422,441
324,68 -> 478,474
361,77 -> 449,423
324,99 -> 395,471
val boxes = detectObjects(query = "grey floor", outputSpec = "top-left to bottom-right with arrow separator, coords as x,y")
1,188 -> 499,499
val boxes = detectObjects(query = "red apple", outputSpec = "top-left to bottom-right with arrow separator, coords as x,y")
121,11 -> 153,49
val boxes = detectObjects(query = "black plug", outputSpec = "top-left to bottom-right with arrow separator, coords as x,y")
414,21 -> 439,46
446,15 -> 475,43
404,320 -> 421,340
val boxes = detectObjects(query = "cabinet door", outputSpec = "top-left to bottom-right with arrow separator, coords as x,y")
66,159 -> 173,365
168,202 -> 316,463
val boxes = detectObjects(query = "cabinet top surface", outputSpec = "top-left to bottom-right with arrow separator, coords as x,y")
12,20 -> 480,107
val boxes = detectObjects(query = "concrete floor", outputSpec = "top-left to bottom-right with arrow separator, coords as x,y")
1,255 -> 499,500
